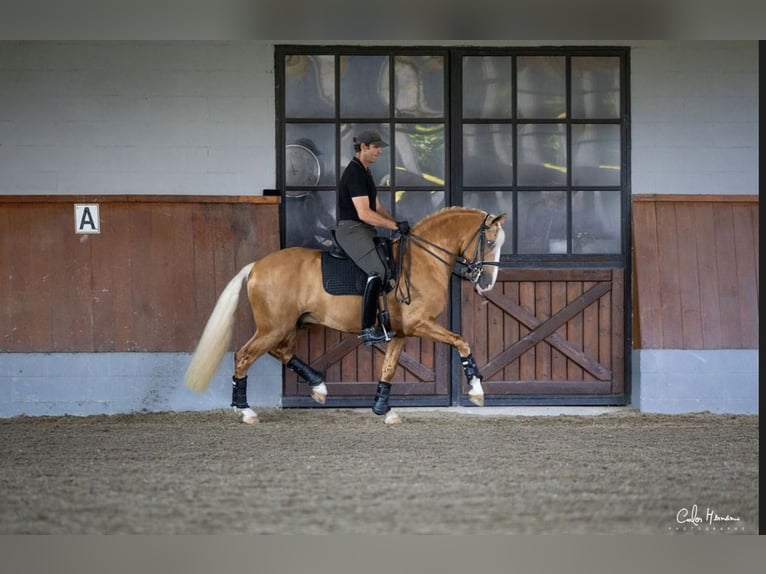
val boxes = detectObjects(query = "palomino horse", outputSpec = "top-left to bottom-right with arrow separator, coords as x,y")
185,207 -> 507,424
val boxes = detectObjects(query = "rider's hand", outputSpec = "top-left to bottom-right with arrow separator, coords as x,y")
396,220 -> 410,235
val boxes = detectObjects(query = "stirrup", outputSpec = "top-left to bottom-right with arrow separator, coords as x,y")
359,325 -> 393,346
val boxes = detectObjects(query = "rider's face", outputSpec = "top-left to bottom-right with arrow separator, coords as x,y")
360,143 -> 384,164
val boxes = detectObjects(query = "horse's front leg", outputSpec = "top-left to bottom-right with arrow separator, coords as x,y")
372,336 -> 406,424
409,321 -> 485,407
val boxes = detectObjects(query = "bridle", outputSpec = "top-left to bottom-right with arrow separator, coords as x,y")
395,213 -> 499,304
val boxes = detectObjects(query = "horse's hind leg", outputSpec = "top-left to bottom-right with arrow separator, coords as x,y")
231,328 -> 290,424
270,329 -> 328,405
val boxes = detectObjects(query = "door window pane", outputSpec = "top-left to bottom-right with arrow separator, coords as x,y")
517,124 -> 567,186
394,123 -> 445,187
463,123 -> 514,186
572,190 -> 621,253
571,57 -> 620,119
517,56 -> 566,119
340,55 -> 389,118
462,56 -> 513,118
572,124 -> 621,186
517,191 -> 567,254
285,55 -> 334,118
285,124 -> 336,186
395,55 -> 444,118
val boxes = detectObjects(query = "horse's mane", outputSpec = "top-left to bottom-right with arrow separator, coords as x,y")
413,206 -> 487,231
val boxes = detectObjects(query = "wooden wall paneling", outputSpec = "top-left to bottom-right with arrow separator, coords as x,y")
0,207 -> 11,350
190,204 -> 218,350
732,204 -> 759,347
656,203 -> 683,348
692,203 -> 722,348
8,207 -> 34,349
713,204 -> 743,347
631,201 -> 662,348
31,204 -> 55,350
673,202 -> 704,349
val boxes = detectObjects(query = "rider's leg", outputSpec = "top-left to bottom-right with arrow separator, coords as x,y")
360,274 -> 389,346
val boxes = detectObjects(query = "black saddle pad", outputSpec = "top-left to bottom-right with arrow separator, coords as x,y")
321,251 -> 367,295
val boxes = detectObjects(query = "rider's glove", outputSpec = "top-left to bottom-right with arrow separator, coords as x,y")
396,220 -> 410,235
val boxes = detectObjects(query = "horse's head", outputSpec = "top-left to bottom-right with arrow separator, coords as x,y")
464,212 -> 507,296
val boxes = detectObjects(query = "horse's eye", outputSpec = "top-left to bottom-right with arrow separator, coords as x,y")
487,239 -> 495,248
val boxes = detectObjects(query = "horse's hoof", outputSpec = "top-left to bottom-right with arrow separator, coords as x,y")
240,407 -> 259,424
384,410 -> 401,425
310,382 -> 328,405
468,392 -> 485,407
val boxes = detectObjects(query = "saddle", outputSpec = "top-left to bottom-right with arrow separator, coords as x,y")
321,234 -> 397,296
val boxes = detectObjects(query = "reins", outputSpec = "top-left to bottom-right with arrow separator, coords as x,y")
394,213 -> 496,304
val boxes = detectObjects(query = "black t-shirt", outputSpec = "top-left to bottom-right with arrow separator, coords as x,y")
338,157 -> 377,221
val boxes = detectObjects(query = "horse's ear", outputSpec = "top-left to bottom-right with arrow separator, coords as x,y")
491,213 -> 507,226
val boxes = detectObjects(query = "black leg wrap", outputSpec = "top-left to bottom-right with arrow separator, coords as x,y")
286,357 -> 324,387
231,375 -> 250,408
372,381 -> 392,415
461,354 -> 482,383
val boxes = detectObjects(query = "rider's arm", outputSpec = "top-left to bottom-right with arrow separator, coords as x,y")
352,195 -> 398,231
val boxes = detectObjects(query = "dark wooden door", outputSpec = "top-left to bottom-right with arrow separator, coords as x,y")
458,267 -> 626,405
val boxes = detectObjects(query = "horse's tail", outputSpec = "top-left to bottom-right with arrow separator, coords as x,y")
185,262 -> 254,393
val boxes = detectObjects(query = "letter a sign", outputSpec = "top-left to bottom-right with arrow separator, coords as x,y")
74,204 -> 100,234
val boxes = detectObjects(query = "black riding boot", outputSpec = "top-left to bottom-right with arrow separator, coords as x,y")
360,274 -> 391,346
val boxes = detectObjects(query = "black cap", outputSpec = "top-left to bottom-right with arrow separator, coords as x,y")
354,130 -> 389,148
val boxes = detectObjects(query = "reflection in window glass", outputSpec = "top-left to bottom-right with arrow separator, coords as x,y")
285,190 -> 336,249
285,123 -> 336,185
571,57 -> 620,119
340,55 -> 389,118
517,56 -> 566,119
394,123 -> 445,187
517,191 -> 567,254
517,124 -> 567,186
285,55 -> 334,118
462,56 -> 513,118
572,190 -> 621,253
395,55 -> 444,118
463,124 -> 513,186
395,190 -> 445,224
572,124 -> 621,186
464,191 -> 514,254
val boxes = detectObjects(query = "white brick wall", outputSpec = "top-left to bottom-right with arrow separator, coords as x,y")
0,41 -> 276,196
630,41 -> 758,195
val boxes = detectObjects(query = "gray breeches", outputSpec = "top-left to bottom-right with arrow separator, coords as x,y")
335,220 -> 386,278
